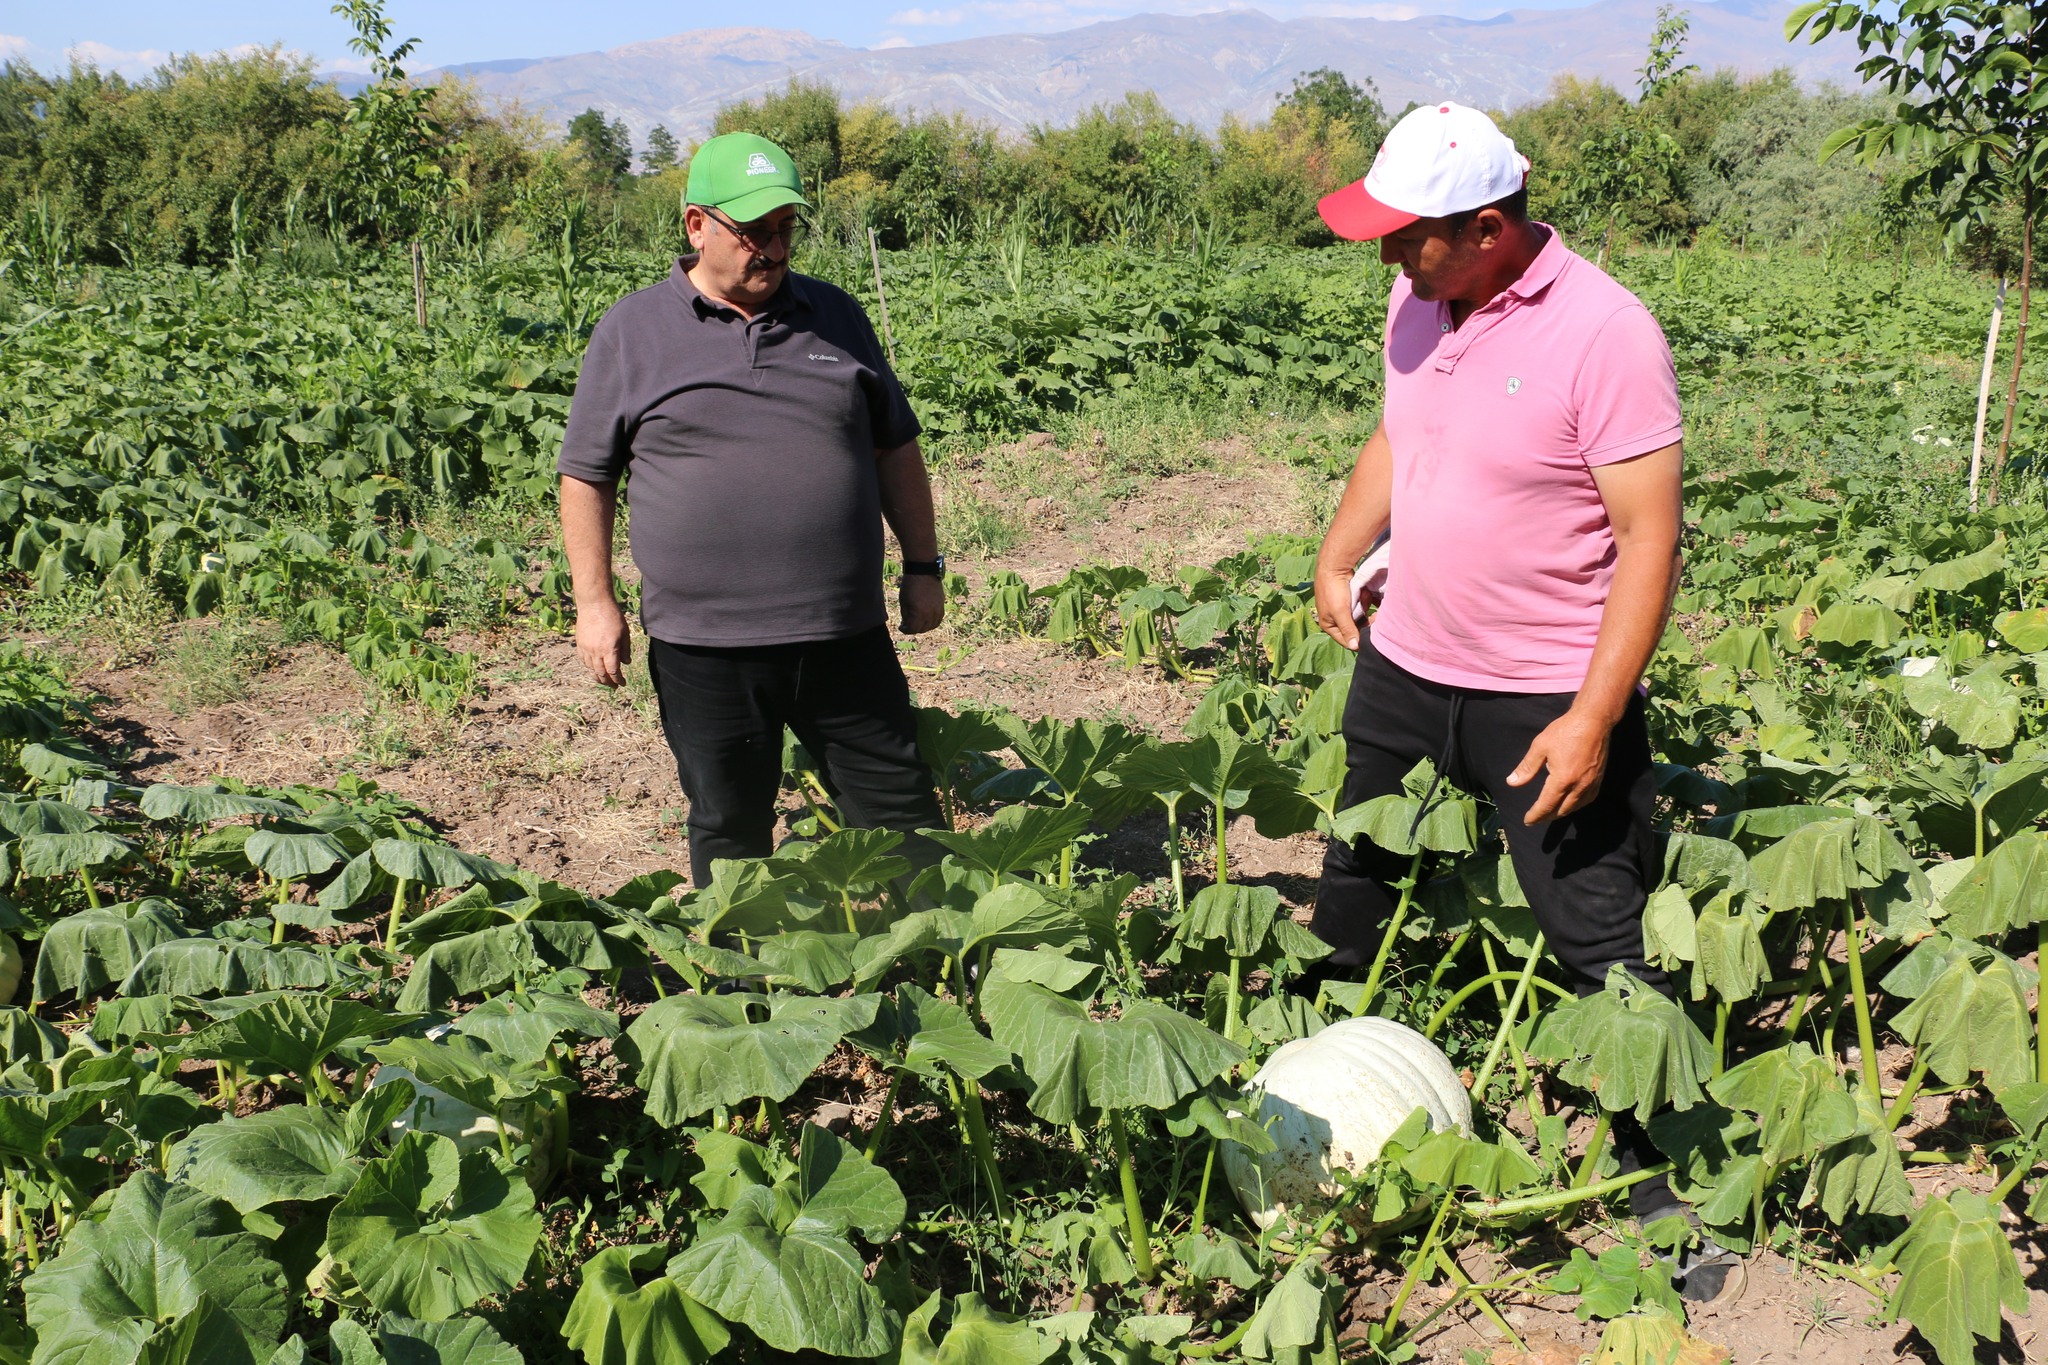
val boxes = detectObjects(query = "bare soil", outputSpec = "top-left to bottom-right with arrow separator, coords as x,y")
27,438 -> 2048,1363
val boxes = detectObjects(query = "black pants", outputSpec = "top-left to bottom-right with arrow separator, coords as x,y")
648,626 -> 944,888
1313,633 -> 1676,1214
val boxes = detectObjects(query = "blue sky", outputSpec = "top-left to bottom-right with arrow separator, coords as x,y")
1,0 -> 1591,76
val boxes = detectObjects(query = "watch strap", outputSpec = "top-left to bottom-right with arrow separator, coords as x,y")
902,558 -> 945,577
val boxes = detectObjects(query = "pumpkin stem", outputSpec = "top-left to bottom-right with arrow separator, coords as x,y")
1355,849 -> 1426,1017
1109,1110 -> 1157,1282
1469,933 -> 1546,1102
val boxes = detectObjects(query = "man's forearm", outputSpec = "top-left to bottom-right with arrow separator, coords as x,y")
560,475 -> 621,606
1573,540 -> 1680,727
1314,425 -> 1394,576
876,440 -> 939,561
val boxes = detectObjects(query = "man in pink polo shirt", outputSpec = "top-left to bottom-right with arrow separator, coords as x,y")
1306,102 -> 1728,1295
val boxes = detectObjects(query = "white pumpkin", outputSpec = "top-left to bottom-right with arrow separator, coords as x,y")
1223,1016 -> 1470,1231
371,1064 -> 557,1191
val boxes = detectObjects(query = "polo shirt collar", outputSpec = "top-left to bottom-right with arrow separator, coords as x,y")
669,255 -> 811,320
1496,223 -> 1568,304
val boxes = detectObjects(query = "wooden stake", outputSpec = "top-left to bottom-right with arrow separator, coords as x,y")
866,227 -> 897,369
1990,198 -> 2035,509
1970,276 -> 2007,512
411,239 -> 427,329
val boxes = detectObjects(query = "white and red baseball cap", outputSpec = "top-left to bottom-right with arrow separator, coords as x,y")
1318,101 -> 1530,241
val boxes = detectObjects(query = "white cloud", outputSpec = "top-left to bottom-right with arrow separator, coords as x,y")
873,34 -> 916,48
888,7 -> 970,25
65,40 -> 176,76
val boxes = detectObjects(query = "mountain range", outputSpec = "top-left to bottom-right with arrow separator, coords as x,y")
411,0 -> 1865,148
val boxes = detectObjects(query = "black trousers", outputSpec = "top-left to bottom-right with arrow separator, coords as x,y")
1313,633 -> 1677,1215
648,626 -> 944,888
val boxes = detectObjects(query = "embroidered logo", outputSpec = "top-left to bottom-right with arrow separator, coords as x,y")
746,152 -> 777,176
809,353 -> 841,362
1505,376 -> 1522,395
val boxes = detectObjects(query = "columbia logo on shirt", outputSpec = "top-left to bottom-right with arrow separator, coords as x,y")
810,353 -> 841,362
1506,377 -> 1522,395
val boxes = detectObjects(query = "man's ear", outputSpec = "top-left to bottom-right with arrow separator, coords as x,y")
682,205 -> 707,251
1473,208 -> 1510,249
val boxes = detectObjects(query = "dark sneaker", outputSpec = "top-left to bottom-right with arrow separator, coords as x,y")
1633,1197 -> 1741,1303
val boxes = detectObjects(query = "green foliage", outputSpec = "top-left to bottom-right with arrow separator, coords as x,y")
328,0 -> 462,245
566,109 -> 632,186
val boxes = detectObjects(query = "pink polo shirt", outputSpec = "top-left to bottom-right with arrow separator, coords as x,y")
1369,227 -> 1681,693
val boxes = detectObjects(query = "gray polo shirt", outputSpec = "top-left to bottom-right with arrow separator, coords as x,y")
557,257 -> 921,646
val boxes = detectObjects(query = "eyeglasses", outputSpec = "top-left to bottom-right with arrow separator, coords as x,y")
703,207 -> 805,252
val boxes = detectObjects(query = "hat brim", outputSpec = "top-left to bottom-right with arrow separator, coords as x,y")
1317,181 -> 1419,242
696,183 -> 811,222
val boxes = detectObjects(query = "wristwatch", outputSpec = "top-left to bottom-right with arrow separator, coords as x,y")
902,556 -> 946,577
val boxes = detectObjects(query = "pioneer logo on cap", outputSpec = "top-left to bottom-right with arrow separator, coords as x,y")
745,153 -> 777,176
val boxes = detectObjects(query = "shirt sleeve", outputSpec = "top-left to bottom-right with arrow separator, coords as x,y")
556,313 -> 633,482
1573,303 -> 1683,467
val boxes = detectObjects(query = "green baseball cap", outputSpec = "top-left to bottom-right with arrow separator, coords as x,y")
685,132 -> 810,222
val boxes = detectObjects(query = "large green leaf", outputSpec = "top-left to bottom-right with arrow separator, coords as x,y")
982,969 -> 1242,1124
23,1172 -> 287,1365
897,1291 -> 1059,1365
621,992 -> 881,1126
1747,814 -> 1924,913
170,995 -> 416,1095
1528,966 -> 1713,1121
1178,883 -> 1282,959
772,827 -> 911,899
1707,1043 -> 1857,1168
367,1033 -> 570,1116
561,1245 -> 730,1365
921,804 -> 1093,880
166,1106 -> 360,1213
32,899 -> 187,1001
330,1315 -> 525,1365
1941,830 -> 2048,939
118,939 -> 363,997
16,832 -> 134,878
792,1129 -> 907,1242
445,991 -> 617,1069
1802,1091 -> 1912,1221
666,1186 -> 893,1357
0,1082 -> 128,1164
244,831 -> 348,882
370,839 -> 507,891
1891,948 -> 2033,1090
323,1131 -> 542,1321
139,785 -> 300,824
1888,1190 -> 2027,1365
876,984 -> 1013,1081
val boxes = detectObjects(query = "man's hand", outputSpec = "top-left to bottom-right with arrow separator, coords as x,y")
1315,567 -> 1362,651
899,575 -> 945,635
1505,707 -> 1612,824
576,597 -> 632,687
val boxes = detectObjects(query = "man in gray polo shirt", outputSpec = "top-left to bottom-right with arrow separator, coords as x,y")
558,132 -> 945,885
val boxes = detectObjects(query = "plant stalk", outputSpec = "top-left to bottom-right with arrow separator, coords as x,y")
1842,895 -> 1882,1102
951,1072 -> 1009,1219
1460,1161 -> 1673,1221
1571,1111 -> 1611,1190
1470,933 -> 1546,1101
1355,849 -> 1425,1016
385,877 -> 410,951
1376,1186 -> 1457,1346
1108,1111 -> 1157,1283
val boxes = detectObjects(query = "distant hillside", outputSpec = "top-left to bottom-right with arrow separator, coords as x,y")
405,0 -> 1863,147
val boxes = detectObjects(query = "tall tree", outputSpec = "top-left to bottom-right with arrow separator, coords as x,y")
567,108 -> 632,184
643,124 -> 679,174
1277,68 -> 1388,148
329,0 -> 461,324
1791,0 -> 2045,505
